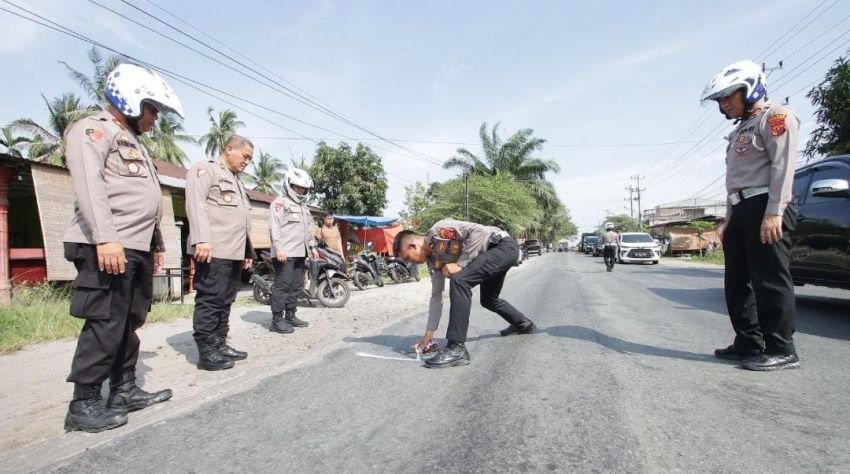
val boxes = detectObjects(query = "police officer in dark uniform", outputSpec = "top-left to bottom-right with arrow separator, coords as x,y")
63,64 -> 182,432
186,135 -> 254,371
700,60 -> 801,371
394,219 -> 536,368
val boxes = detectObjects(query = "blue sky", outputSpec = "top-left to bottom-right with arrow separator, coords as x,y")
2,0 -> 847,232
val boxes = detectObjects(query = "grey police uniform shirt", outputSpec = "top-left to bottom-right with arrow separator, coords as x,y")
601,231 -> 618,246
63,111 -> 165,253
424,218 -> 501,332
186,158 -> 253,261
725,103 -> 799,219
269,195 -> 315,258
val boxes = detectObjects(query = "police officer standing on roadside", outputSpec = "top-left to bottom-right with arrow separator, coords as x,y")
186,135 -> 254,371
62,64 -> 180,433
394,219 -> 536,368
601,223 -> 618,272
268,168 -> 318,334
700,60 -> 801,371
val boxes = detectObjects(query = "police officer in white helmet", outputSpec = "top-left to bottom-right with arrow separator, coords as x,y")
62,64 -> 182,432
700,60 -> 801,371
268,168 -> 318,333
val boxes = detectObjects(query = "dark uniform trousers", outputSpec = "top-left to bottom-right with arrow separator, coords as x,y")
65,243 -> 153,384
447,238 -> 526,343
603,246 -> 617,268
271,257 -> 306,314
192,258 -> 242,341
723,194 -> 798,355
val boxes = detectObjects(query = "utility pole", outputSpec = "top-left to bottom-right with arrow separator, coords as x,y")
624,187 -> 635,219
464,171 -> 469,220
630,175 -> 646,229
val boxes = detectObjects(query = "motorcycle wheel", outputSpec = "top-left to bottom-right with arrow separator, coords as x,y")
411,265 -> 421,282
317,278 -> 350,308
375,275 -> 384,287
351,270 -> 367,291
388,267 -> 402,284
252,281 -> 272,306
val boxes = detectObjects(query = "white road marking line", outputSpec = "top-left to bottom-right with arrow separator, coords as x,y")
355,352 -> 419,362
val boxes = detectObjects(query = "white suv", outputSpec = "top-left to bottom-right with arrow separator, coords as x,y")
618,232 -> 661,264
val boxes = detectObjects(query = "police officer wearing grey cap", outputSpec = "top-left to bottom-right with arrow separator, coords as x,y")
186,135 -> 254,371
700,60 -> 800,371
62,64 -> 179,433
394,219 -> 536,368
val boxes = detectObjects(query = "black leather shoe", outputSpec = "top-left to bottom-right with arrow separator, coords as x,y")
714,345 -> 762,361
65,383 -> 128,433
424,342 -> 470,369
741,353 -> 800,371
270,313 -> 294,334
108,370 -> 172,412
213,335 -> 247,360
285,312 -> 309,328
196,337 -> 235,371
500,320 -> 537,337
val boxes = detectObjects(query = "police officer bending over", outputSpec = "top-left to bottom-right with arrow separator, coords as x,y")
394,219 -> 536,368
63,64 -> 181,432
186,135 -> 254,371
700,60 -> 801,371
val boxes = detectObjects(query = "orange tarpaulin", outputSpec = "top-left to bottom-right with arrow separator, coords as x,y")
358,223 -> 404,255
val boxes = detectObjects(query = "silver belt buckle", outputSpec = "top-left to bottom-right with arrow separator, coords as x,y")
728,192 -> 741,206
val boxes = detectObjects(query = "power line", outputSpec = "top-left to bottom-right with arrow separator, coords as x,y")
759,0 -> 840,60
771,31 -> 850,92
753,0 -> 831,59
780,12 -> 850,62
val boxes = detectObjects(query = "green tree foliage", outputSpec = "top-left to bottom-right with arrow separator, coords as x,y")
399,181 -> 432,231
199,107 -> 244,158
243,149 -> 287,195
61,47 -> 121,109
597,214 -> 642,233
805,56 -> 850,159
139,114 -> 196,167
0,127 -> 30,158
9,93 -> 94,164
420,174 -> 541,235
310,141 -> 388,215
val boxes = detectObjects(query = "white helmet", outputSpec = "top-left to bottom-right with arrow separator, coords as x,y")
105,64 -> 184,119
605,223 -> 615,231
283,168 -> 313,202
700,60 -> 767,107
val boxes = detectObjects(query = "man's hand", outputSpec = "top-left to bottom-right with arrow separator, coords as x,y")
276,250 -> 287,262
760,215 -> 783,245
97,242 -> 126,274
194,242 -> 213,263
441,263 -> 461,278
153,252 -> 164,274
416,331 -> 435,351
717,220 -> 728,242
243,258 -> 253,270
311,248 -> 320,260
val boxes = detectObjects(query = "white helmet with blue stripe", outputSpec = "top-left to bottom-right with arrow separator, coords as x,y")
105,64 -> 184,119
700,60 -> 767,107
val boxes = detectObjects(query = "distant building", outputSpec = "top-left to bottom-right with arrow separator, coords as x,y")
644,198 -> 726,255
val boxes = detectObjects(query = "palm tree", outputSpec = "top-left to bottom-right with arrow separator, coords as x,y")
444,122 -> 560,181
0,127 -> 30,157
243,149 -> 286,195
61,47 -> 122,109
9,92 -> 94,164
139,115 -> 196,167
198,107 -> 244,158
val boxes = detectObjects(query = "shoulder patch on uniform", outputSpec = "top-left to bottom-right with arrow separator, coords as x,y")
437,228 -> 458,240
274,202 -> 284,211
768,114 -> 787,137
198,168 -> 207,176
85,127 -> 104,142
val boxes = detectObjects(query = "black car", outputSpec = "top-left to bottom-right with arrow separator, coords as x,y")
789,155 -> 850,290
583,236 -> 599,254
524,239 -> 543,256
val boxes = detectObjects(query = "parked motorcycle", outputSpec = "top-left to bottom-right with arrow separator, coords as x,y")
384,256 -> 421,283
350,244 -> 384,291
250,242 -> 351,308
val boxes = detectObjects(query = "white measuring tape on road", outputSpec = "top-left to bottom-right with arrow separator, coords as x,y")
355,352 -> 420,362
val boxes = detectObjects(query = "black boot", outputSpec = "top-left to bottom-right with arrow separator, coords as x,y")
196,336 -> 235,371
285,311 -> 308,328
424,341 -> 470,369
213,334 -> 247,360
270,312 -> 294,333
65,383 -> 128,433
499,319 -> 537,337
107,369 -> 172,412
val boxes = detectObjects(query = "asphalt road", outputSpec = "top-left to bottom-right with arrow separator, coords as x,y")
48,253 -> 850,473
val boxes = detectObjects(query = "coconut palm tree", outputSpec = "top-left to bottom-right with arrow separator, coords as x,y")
9,92 -> 94,164
0,127 -> 30,157
61,46 -> 122,109
139,115 -> 196,167
243,149 -> 286,195
198,107 -> 244,158
443,122 -> 560,181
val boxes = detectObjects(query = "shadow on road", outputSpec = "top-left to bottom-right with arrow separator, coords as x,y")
647,287 -> 727,315
543,325 -> 725,364
241,310 -> 272,331
646,266 -> 724,279
165,330 -> 198,365
796,295 -> 850,341
343,334 -> 419,355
